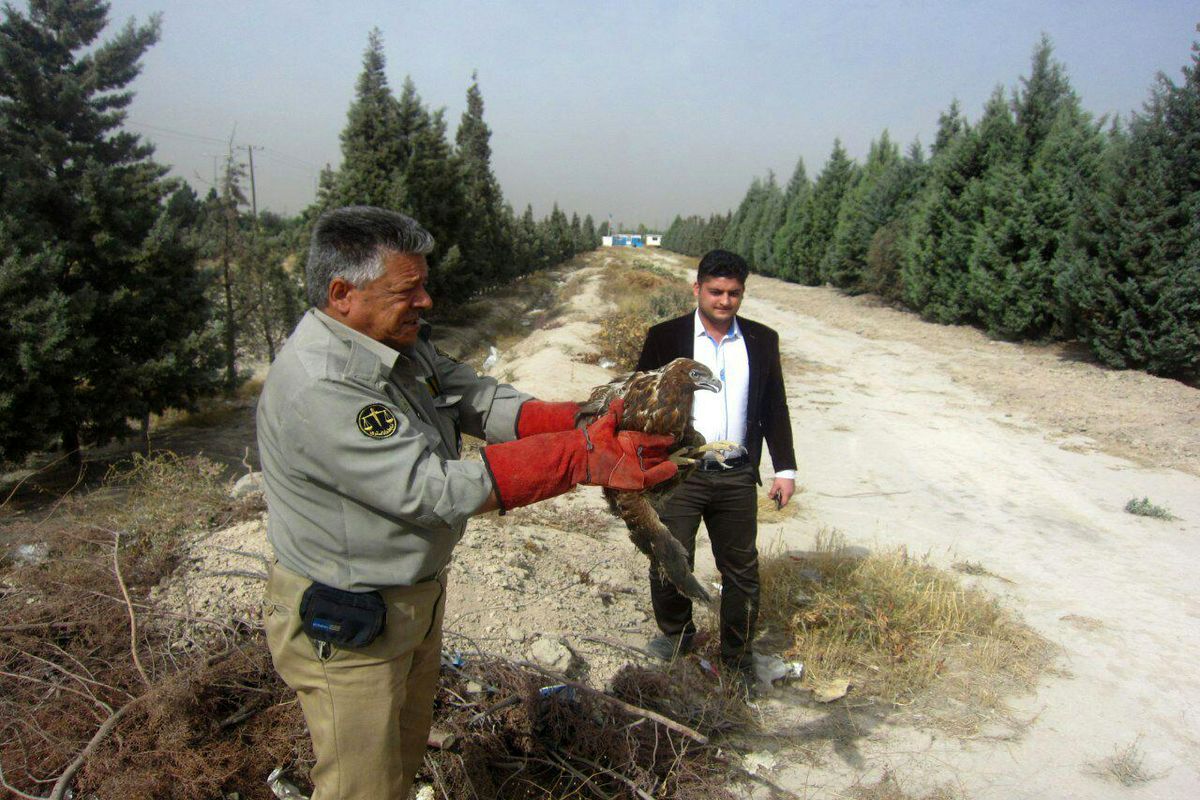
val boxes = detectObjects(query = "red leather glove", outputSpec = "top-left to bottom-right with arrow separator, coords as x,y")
482,399 -> 677,511
516,400 -> 581,437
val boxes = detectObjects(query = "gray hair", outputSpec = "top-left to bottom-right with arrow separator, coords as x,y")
306,206 -> 435,308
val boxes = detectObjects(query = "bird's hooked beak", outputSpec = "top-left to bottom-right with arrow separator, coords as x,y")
694,375 -> 722,393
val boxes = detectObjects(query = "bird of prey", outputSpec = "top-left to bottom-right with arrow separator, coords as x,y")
576,357 -> 734,603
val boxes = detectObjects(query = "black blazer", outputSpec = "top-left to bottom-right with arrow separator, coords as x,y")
636,313 -> 796,483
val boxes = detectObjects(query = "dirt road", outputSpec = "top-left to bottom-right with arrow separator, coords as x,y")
154,247 -> 1200,798
638,249 -> 1200,798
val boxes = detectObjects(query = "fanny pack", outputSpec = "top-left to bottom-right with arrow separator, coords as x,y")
299,582 -> 387,648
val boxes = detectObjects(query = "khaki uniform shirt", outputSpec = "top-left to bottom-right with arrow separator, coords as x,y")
257,309 -> 530,591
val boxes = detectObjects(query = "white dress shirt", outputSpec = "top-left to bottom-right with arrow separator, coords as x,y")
690,311 -> 795,481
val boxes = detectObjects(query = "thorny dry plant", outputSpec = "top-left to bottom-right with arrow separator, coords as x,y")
847,768 -> 968,800
1087,736 -> 1161,786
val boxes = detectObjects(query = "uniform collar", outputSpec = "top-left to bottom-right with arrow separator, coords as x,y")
312,308 -> 407,371
693,309 -> 741,342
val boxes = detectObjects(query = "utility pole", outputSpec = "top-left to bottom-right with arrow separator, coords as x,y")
240,144 -> 264,222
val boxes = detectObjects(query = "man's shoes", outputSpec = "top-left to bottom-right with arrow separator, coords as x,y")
645,632 -> 695,661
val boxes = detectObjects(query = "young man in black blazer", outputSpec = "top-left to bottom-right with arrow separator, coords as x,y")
635,249 -> 797,693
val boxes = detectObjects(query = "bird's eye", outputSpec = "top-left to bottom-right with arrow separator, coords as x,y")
689,369 -> 701,378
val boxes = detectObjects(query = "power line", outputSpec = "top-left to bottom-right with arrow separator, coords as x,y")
128,120 -> 228,145
129,119 -> 324,172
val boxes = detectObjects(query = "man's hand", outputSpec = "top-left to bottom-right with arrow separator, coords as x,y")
767,478 -> 795,509
581,398 -> 677,491
480,398 -> 677,510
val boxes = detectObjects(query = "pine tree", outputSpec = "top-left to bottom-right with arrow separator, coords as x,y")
772,157 -> 811,279
0,1 -> 219,463
967,40 -> 1104,339
1062,31 -> 1200,378
903,89 -> 1016,322
751,174 -> 786,274
455,72 -> 513,284
336,29 -> 404,206
401,109 -> 470,300
795,141 -> 858,285
823,131 -> 904,290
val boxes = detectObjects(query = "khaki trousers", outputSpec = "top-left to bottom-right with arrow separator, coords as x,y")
264,561 -> 446,800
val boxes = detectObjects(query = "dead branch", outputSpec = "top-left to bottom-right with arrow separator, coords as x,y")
105,529 -> 151,687
562,681 -> 709,745
0,696 -> 144,800
555,749 -> 655,800
580,634 -> 659,660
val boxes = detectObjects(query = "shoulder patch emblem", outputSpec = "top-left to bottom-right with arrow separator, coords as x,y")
357,403 -> 398,439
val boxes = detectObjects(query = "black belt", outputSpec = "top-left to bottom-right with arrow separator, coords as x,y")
697,456 -> 749,472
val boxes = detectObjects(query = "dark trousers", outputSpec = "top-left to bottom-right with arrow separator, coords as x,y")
650,464 -> 759,673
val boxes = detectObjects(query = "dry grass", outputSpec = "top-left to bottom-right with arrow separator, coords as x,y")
847,769 -> 967,800
952,560 -> 1014,584
592,259 -> 694,370
748,531 -> 1052,736
756,491 -> 806,524
1087,737 -> 1159,786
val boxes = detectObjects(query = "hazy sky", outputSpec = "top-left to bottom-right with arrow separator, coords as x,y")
109,1 -> 1198,228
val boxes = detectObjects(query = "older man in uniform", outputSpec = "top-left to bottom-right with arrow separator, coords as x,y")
258,206 -> 677,799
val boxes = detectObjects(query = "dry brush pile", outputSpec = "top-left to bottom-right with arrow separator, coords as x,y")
0,454 -> 309,800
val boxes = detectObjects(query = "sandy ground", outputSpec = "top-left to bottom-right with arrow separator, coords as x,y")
648,251 -> 1200,799
162,247 -> 1200,798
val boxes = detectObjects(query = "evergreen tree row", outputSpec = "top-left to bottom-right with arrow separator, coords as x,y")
0,8 -> 600,466
309,30 -> 600,307
663,32 -> 1200,381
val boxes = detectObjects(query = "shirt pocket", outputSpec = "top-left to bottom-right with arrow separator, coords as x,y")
433,393 -> 463,451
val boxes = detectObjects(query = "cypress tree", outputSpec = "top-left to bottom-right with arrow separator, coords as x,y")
0,1 -> 220,464
796,140 -> 858,285
752,174 -> 786,274
401,109 -> 470,300
721,176 -> 767,260
772,157 -> 811,280
1062,32 -> 1200,378
336,29 -> 404,207
863,140 -> 927,302
823,131 -> 904,290
932,99 -> 969,157
570,212 -> 583,254
582,214 -> 598,249
456,72 -> 513,284
967,40 -> 1104,339
903,89 -> 1016,322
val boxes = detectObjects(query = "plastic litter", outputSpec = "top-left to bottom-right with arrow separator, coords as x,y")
537,683 -> 578,702
267,766 -> 308,799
